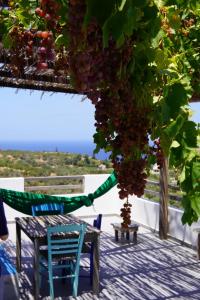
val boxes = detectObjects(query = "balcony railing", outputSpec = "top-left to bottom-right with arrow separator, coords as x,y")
24,175 -> 85,194
145,179 -> 182,203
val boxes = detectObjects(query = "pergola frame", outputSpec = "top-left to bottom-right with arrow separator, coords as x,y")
0,38 -> 199,240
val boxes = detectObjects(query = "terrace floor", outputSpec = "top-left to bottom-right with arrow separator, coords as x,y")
1,215 -> 200,300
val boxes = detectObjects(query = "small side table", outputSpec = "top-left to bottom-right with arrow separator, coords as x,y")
111,222 -> 139,243
192,227 -> 200,260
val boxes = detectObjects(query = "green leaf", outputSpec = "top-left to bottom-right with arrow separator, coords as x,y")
164,114 -> 185,140
55,34 -> 69,47
143,4 -> 158,22
182,121 -> 198,148
102,2 -> 140,47
85,0 -> 116,26
181,194 -> 198,225
155,48 -> 169,69
171,140 -> 180,148
179,166 -> 186,183
192,162 -> 200,191
191,193 -> 200,215
2,34 -> 13,49
165,83 -> 190,118
93,131 -> 108,151
167,7 -> 181,31
119,0 -> 127,11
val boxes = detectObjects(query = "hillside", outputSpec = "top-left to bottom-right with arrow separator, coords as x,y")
0,150 -> 113,178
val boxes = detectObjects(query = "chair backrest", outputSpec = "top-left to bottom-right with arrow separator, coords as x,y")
31,203 -> 64,216
93,214 -> 102,230
47,223 -> 87,271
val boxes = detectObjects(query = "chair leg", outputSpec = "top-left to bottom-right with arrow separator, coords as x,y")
90,247 -> 94,286
72,276 -> 78,297
90,262 -> 93,286
48,269 -> 54,300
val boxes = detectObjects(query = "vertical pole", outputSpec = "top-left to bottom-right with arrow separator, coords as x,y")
92,233 -> 100,295
16,221 -> 21,272
159,157 -> 169,239
34,238 -> 40,300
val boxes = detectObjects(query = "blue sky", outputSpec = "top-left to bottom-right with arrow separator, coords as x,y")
0,88 -> 96,141
0,87 -> 199,142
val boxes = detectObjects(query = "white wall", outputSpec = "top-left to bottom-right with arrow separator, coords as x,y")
0,177 -> 27,222
73,174 -> 121,217
131,196 -> 199,247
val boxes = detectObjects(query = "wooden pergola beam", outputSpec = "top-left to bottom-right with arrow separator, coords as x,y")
0,76 -> 79,94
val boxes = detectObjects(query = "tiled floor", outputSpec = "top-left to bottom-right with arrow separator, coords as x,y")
2,216 -> 200,299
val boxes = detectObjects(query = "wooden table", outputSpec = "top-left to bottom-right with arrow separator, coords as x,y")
15,214 -> 101,299
111,222 -> 139,242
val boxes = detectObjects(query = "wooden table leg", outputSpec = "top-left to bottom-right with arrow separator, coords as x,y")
126,231 -> 130,240
197,233 -> 200,260
115,229 -> 118,241
33,238 -> 40,300
16,222 -> 21,272
133,231 -> 137,243
92,234 -> 100,295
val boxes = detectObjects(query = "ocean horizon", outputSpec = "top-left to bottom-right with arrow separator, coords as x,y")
0,140 -> 110,160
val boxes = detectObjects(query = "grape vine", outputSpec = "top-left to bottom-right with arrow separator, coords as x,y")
0,0 -> 199,226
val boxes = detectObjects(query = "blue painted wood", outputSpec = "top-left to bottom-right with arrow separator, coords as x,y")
90,214 -> 102,284
39,223 -> 87,299
0,245 -> 17,277
31,203 -> 64,216
80,214 -> 102,285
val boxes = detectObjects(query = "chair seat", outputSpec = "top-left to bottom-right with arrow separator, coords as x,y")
39,249 -> 76,262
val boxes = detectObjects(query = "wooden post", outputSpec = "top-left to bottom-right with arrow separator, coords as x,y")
159,157 -> 169,239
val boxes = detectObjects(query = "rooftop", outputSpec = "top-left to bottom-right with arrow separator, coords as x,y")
2,215 -> 200,300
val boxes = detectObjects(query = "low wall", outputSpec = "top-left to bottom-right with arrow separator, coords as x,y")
73,174 -> 121,217
0,177 -> 26,222
131,196 -> 199,248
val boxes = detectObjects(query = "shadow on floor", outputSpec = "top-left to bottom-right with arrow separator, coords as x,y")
2,231 -> 200,299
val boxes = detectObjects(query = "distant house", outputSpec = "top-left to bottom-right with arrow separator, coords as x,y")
98,164 -> 106,171
152,163 -> 159,173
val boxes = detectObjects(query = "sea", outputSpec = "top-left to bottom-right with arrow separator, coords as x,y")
0,140 -> 110,161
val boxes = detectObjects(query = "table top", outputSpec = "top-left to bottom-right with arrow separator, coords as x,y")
111,222 -> 139,230
16,214 -> 100,240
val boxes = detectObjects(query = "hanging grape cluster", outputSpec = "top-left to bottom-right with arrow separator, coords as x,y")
7,0 -> 60,74
120,197 -> 132,228
3,0 -> 154,228
67,0 -> 152,227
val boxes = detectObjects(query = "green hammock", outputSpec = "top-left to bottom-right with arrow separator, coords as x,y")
0,172 -> 117,215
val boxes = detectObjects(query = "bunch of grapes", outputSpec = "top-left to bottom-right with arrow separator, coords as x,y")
9,26 -> 34,75
35,0 -> 60,29
114,157 -> 147,199
35,30 -> 55,71
34,0 -> 60,70
120,198 -> 132,228
67,0 -> 151,208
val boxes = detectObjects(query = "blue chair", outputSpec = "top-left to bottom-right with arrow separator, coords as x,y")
81,214 -> 102,285
31,203 -> 64,216
39,223 -> 87,299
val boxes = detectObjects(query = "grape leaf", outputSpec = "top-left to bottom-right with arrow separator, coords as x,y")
191,193 -> 200,215
192,162 -> 200,191
165,83 -> 191,118
85,0 -> 116,26
102,3 -> 140,47
182,121 -> 198,148
181,194 -> 198,225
